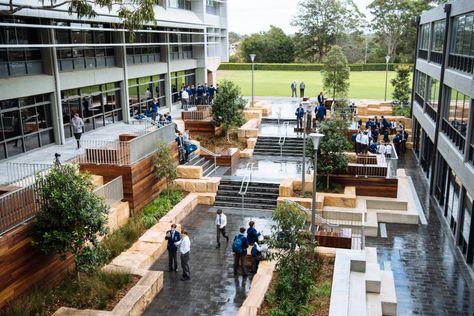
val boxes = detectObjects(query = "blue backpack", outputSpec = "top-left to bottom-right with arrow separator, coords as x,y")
232,235 -> 244,254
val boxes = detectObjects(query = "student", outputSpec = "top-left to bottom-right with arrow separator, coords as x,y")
71,113 -> 84,149
393,133 -> 401,154
299,81 -> 305,98
232,227 -> 249,276
385,142 -> 392,158
316,103 -> 327,122
176,132 -> 186,164
378,142 -> 386,156
295,103 -> 305,129
166,112 -> 172,123
247,221 -> 260,245
149,98 -> 158,121
174,230 -> 191,281
291,81 -> 297,98
215,208 -> 229,248
317,92 -> 325,106
181,89 -> 189,110
383,130 -> 390,143
355,130 -> 362,154
165,224 -> 181,272
360,131 -> 369,154
390,121 -> 397,134
209,84 -> 216,103
196,84 -> 204,105
251,236 -> 268,273
401,129 -> 408,154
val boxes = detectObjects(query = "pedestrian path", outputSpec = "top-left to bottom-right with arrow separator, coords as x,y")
142,205 -> 273,316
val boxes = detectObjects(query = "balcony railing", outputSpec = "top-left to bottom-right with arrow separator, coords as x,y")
93,176 -> 124,206
414,93 -> 424,107
126,53 -> 161,65
6,162 -> 53,187
58,56 -> 115,72
441,119 -> 465,153
0,184 -> 39,235
418,49 -> 428,60
425,104 -> 437,122
429,51 -> 443,65
448,54 -> 474,74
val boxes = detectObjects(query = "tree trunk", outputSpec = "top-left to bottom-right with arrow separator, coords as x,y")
326,175 -> 330,190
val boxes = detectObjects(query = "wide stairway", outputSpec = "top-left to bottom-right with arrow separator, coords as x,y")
185,155 -> 218,177
214,179 -> 279,211
253,136 -> 304,157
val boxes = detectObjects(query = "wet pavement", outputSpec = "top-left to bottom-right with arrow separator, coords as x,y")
366,151 -> 474,315
143,205 -> 273,316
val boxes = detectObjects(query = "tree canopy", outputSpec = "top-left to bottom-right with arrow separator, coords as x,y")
3,0 -> 160,32
321,45 -> 350,101
211,80 -> 246,134
292,0 -> 365,62
239,26 -> 295,63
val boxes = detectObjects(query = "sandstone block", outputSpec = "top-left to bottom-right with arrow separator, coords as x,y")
90,174 -> 104,188
197,193 -> 216,205
128,241 -> 164,261
107,207 -> 118,233
177,165 -> 203,179
279,178 -> 293,197
115,201 -> 130,228
109,252 -> 153,270
240,149 -> 253,158
206,177 -> 221,192
247,137 -> 257,149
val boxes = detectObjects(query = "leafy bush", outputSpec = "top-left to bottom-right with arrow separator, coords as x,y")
218,62 -> 413,71
391,64 -> 412,105
393,106 -> 411,118
211,80 -> 246,134
153,141 -> 177,186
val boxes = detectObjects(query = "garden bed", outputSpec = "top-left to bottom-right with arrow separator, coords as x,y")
193,133 -> 246,151
258,255 -> 334,316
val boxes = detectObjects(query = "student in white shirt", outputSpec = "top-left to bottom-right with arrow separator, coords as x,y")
378,143 -> 386,155
215,209 -> 229,248
175,230 -> 191,281
355,131 -> 362,154
385,142 -> 392,158
360,131 -> 369,154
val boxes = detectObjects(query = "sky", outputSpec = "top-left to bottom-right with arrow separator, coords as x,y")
227,0 -> 373,35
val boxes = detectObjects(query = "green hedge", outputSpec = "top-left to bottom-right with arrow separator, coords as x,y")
218,63 -> 413,72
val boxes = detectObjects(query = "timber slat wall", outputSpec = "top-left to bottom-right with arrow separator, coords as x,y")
330,175 -> 398,198
0,223 -> 74,309
184,120 -> 222,137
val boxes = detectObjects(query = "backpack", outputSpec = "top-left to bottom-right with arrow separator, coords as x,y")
232,235 -> 244,254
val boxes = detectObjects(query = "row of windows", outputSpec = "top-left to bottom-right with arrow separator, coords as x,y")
443,88 -> 470,138
129,75 -> 167,116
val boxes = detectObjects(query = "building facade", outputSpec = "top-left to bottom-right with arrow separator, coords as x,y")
413,0 -> 474,270
0,0 -> 228,160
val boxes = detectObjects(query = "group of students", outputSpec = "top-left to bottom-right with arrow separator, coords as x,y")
352,115 -> 409,155
294,92 -> 328,129
175,130 -> 197,164
179,83 -> 219,110
164,208 -> 269,281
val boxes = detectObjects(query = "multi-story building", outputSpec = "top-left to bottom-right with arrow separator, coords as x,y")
413,0 -> 474,270
0,0 -> 228,160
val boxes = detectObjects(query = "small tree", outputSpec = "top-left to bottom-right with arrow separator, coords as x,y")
391,64 -> 412,105
307,118 -> 350,189
33,164 -> 109,273
321,45 -> 350,102
211,80 -> 246,135
153,141 -> 177,187
270,201 -> 308,251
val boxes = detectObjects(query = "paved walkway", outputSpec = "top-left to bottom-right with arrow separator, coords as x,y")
143,206 -> 273,316
366,151 -> 474,315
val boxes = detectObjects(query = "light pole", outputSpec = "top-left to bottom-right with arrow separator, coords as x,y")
250,54 -> 256,107
309,132 -> 324,257
301,111 -> 306,197
384,55 -> 390,101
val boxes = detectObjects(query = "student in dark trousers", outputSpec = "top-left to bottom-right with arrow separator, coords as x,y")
232,227 -> 249,276
251,238 -> 268,273
299,81 -> 305,98
291,81 -> 297,97
295,103 -> 304,129
215,208 -> 229,248
175,230 -> 191,281
246,221 -> 260,245
165,224 -> 181,272
71,113 -> 84,149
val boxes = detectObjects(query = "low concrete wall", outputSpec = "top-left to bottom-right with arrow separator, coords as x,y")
173,177 -> 220,193
238,118 -> 260,139
176,165 -> 203,179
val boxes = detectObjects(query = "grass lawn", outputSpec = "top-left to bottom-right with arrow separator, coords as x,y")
217,70 -> 408,100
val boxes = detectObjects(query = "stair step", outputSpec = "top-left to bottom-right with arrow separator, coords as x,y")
216,189 -> 279,198
214,201 -> 276,210
215,195 -> 277,204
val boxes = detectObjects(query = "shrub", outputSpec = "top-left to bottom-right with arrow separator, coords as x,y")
153,141 -> 177,186
393,106 -> 411,118
391,64 -> 412,105
211,80 -> 246,134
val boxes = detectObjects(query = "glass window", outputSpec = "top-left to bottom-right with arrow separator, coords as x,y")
419,24 -> 430,50
451,13 -> 474,56
415,71 -> 427,100
432,20 -> 445,52
428,77 -> 439,112
444,87 -> 470,137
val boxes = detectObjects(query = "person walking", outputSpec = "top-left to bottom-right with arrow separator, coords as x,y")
295,103 -> 304,130
215,208 -> 229,248
165,224 -> 181,272
232,227 -> 249,276
299,81 -> 305,98
246,221 -> 261,246
174,230 -> 191,281
71,113 -> 84,149
291,81 -> 297,98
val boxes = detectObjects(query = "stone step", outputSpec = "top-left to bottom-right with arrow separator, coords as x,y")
218,181 -> 280,189
215,195 -> 277,205
216,189 -> 279,198
214,201 -> 276,211
380,271 -> 397,316
348,272 -> 367,316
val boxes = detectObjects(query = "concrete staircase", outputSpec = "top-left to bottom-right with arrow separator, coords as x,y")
253,136 -> 304,157
330,247 -> 397,316
185,154 -> 218,177
214,179 -> 279,211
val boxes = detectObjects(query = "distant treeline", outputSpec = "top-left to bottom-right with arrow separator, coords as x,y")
218,63 -> 414,72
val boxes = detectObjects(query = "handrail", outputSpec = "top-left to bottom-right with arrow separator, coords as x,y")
283,199 -> 339,228
197,144 -> 221,176
278,122 -> 289,157
238,162 -> 254,213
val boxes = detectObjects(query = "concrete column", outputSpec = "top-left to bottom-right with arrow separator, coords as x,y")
195,67 -> 207,85
48,28 -> 65,145
120,31 -> 131,123
165,33 -> 173,113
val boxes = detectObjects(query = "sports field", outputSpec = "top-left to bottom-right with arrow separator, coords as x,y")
217,70 -> 404,100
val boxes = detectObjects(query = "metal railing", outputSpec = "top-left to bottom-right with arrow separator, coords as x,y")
128,123 -> 175,164
351,145 -> 398,179
278,122 -> 289,157
283,199 -> 365,250
0,183 -> 39,236
93,176 -> 124,206
238,162 -> 255,215
6,162 -> 53,187
198,145 -> 220,176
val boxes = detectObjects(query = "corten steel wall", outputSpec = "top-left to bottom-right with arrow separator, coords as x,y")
0,223 -> 74,309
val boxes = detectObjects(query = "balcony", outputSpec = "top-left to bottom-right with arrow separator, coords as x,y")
447,54 -> 474,74
170,51 -> 193,60
429,51 -> 443,65
418,49 -> 428,60
126,53 -> 161,65
425,104 -> 437,122
441,119 -> 465,153
414,93 -> 424,107
58,56 -> 115,72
